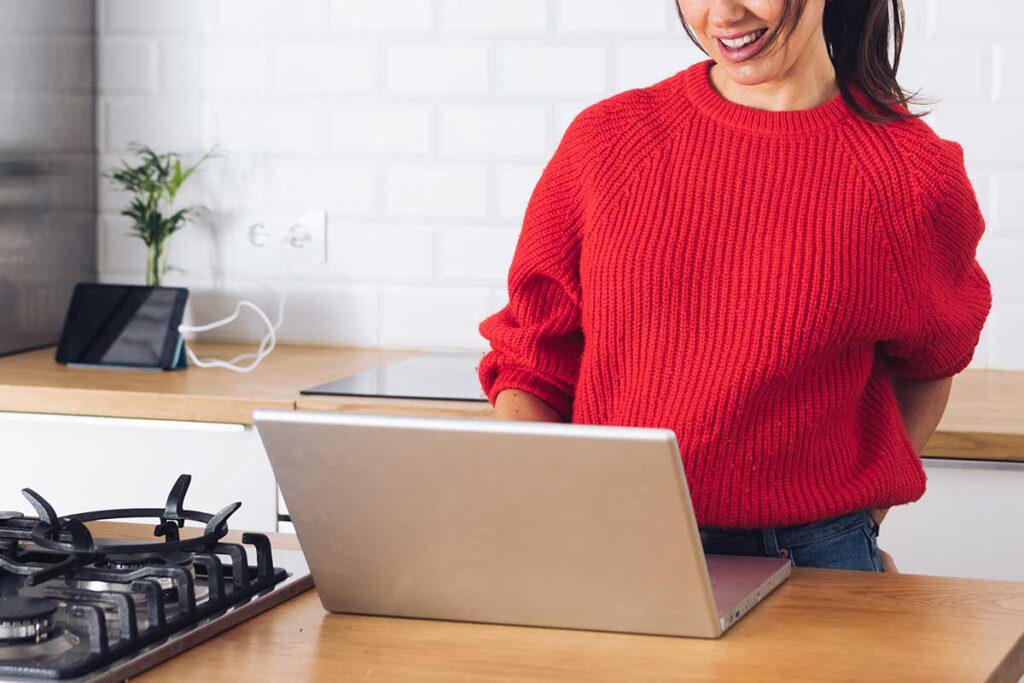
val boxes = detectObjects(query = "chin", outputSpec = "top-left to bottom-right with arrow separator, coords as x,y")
714,57 -> 780,85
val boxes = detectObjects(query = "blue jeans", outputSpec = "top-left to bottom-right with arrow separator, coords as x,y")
699,509 -> 883,572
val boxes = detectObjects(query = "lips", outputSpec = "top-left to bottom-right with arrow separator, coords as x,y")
716,27 -> 765,43
715,27 -> 770,63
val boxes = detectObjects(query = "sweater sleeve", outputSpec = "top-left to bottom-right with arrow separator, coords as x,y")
878,139 -> 993,381
476,111 -> 592,420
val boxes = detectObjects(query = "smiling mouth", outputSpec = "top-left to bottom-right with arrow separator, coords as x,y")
718,28 -> 767,48
716,27 -> 769,59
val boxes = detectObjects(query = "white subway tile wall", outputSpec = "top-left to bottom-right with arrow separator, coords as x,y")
332,0 -> 434,33
96,0 -> 1021,366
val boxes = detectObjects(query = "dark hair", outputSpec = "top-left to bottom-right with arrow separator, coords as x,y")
675,0 -> 931,124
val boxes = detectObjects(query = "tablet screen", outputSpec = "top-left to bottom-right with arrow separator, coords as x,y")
56,284 -> 188,368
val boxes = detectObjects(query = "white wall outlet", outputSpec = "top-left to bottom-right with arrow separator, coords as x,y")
246,210 -> 327,265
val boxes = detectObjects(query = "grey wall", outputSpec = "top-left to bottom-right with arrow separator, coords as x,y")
0,0 -> 95,356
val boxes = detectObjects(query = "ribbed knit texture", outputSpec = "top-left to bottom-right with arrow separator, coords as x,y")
477,58 -> 993,528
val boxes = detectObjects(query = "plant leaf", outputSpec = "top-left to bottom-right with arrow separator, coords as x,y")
111,143 -> 218,254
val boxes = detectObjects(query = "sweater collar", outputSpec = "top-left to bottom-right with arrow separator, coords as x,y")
681,58 -> 855,136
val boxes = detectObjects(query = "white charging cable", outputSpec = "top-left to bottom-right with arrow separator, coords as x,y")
176,229 -> 291,373
177,296 -> 284,372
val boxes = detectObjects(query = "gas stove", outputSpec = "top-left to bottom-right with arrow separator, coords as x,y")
0,475 -> 312,682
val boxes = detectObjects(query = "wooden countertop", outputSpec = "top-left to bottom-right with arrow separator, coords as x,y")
85,522 -> 1024,683
1,343 -> 1022,461
0,343 -> 492,425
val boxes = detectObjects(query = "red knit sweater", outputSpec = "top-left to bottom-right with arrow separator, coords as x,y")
477,58 -> 993,529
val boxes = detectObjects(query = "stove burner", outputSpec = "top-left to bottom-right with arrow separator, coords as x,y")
77,551 -> 207,603
0,596 -> 58,622
98,550 -> 194,572
0,474 -> 302,680
0,597 -> 58,643
24,474 -> 242,558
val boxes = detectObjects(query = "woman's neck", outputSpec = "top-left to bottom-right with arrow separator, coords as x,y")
709,49 -> 839,112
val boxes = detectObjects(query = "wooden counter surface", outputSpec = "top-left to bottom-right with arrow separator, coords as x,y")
1,343 -> 1022,461
0,343 -> 491,424
84,522 -> 1024,683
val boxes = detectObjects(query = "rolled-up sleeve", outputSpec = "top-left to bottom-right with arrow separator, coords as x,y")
476,112 -> 592,420
878,139 -> 993,381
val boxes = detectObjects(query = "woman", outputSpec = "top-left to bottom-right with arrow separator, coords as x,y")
477,0 -> 992,573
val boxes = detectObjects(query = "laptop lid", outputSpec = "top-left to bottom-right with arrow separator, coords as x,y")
256,410 -> 729,637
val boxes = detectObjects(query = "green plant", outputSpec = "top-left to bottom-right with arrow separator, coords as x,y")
107,144 -> 217,286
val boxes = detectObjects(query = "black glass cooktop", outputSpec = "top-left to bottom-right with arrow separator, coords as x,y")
300,351 -> 489,402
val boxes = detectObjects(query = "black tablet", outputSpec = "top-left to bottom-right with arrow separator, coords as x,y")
56,283 -> 189,370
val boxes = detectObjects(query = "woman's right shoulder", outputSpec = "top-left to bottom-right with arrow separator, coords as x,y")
558,72 -> 687,165
568,79 -> 664,126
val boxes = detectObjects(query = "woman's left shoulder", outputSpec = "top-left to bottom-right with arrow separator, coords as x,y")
880,113 -> 962,159
844,110 -> 970,200
890,116 -> 971,199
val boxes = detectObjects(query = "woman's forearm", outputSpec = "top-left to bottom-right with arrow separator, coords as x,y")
872,374 -> 954,525
493,389 -> 563,422
890,375 -> 954,454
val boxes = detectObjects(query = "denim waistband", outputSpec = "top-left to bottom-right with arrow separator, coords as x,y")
700,509 -> 869,548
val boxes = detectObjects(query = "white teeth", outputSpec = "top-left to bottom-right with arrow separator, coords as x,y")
720,29 -> 765,49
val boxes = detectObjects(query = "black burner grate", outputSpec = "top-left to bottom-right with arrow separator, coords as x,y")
0,474 -> 289,680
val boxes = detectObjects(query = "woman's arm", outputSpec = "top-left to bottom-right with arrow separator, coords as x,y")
869,376 -> 953,573
872,375 -> 953,525
892,375 -> 954,454
492,388 -> 563,423
477,106 -> 594,423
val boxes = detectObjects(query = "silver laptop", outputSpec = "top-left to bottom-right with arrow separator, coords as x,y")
254,409 -> 791,638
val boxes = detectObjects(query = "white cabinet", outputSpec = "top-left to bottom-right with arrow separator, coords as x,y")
881,458 -> 1024,581
3,409 -> 1021,577
277,487 -> 294,533
0,411 -> 278,532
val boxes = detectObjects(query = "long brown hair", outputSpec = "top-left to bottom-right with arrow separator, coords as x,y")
675,0 -> 931,124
